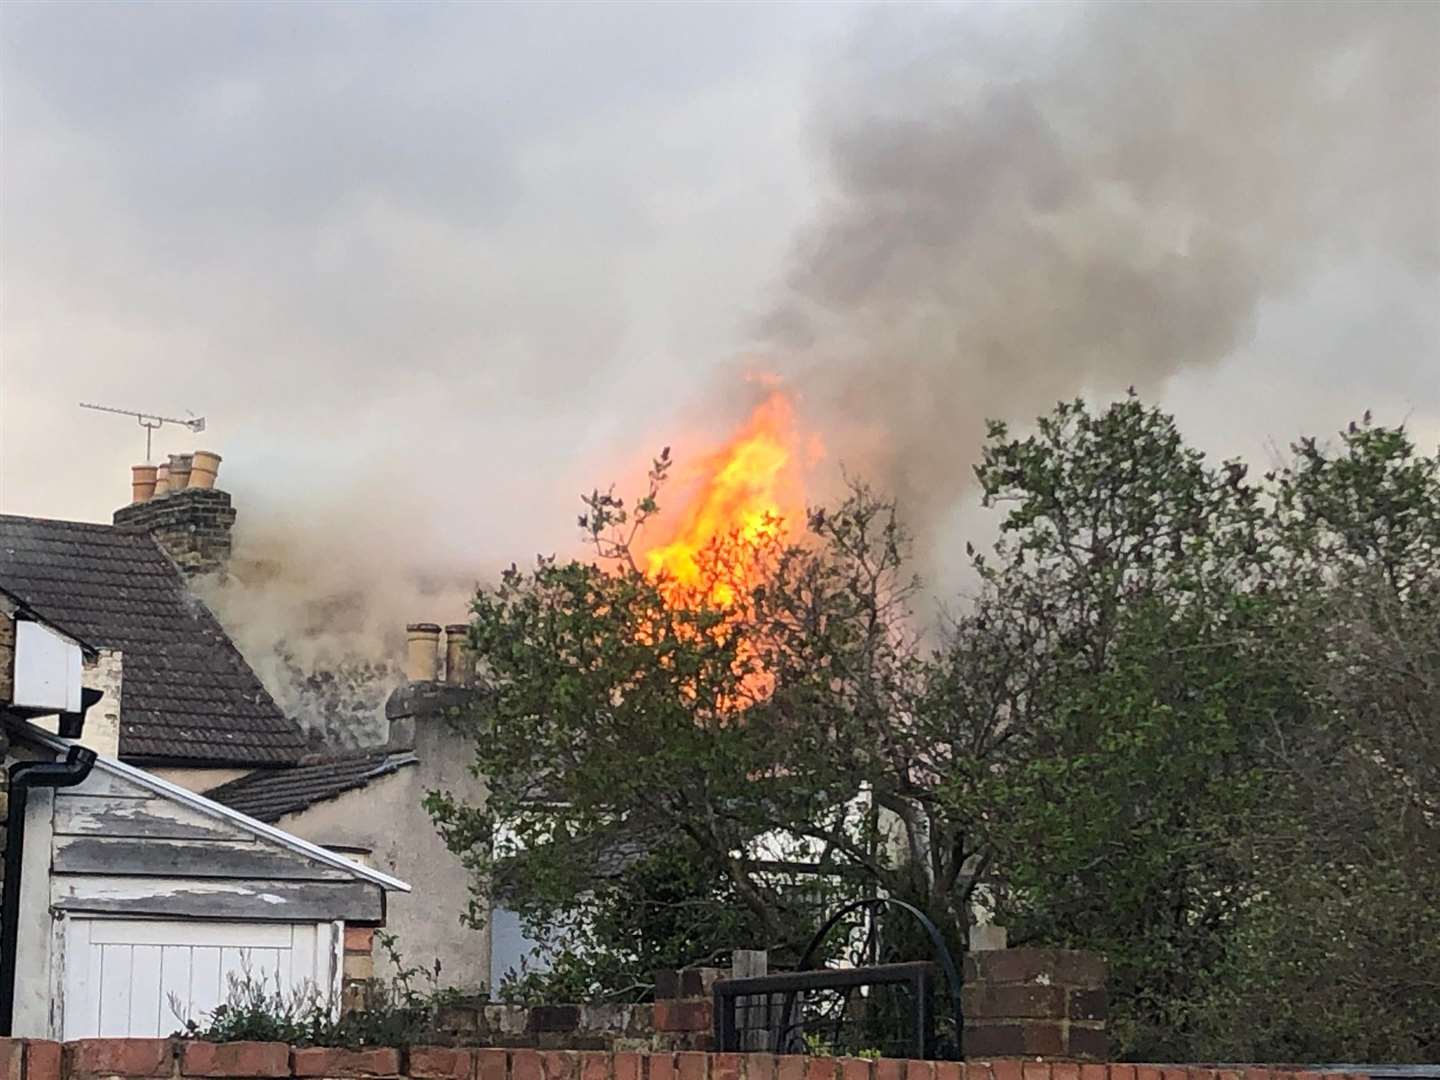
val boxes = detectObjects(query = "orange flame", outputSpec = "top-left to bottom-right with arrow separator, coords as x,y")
644,390 -> 811,607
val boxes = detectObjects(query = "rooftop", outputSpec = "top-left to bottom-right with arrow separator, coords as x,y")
204,748 -> 418,822
0,513 -> 308,766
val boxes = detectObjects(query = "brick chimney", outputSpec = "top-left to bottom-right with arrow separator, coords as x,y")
113,452 -> 235,580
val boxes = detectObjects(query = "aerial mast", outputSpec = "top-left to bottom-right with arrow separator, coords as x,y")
78,402 -> 206,462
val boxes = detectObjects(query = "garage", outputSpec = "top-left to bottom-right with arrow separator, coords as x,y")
2,719 -> 408,1040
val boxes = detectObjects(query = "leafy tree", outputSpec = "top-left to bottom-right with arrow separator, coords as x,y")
961,402 -> 1439,1059
1187,421 -> 1440,1060
429,397 -> 1440,1061
940,395 -> 1289,1056
427,456 -> 956,999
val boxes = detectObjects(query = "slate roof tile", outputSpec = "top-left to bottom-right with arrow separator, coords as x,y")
204,750 -> 417,822
0,514 -> 309,765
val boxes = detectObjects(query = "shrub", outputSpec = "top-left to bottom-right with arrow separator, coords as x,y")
171,932 -> 462,1047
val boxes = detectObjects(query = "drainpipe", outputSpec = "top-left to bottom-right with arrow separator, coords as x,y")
0,744 -> 97,1035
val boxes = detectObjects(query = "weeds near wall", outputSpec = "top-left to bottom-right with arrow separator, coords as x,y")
170,935 -> 458,1047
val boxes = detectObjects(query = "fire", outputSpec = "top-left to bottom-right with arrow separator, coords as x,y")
643,390 -> 810,607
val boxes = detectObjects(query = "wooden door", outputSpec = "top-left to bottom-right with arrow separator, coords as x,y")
60,917 -> 341,1039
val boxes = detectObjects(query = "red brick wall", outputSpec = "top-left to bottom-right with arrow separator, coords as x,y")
963,949 -> 1108,1059
0,1039 -> 1368,1080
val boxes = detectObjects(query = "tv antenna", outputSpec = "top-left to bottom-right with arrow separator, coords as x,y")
79,402 -> 206,462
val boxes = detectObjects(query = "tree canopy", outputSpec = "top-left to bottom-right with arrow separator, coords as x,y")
428,394 -> 1440,1061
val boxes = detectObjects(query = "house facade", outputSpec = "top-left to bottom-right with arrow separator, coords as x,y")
204,676 -> 492,989
0,595 -> 408,1039
0,459 -> 492,995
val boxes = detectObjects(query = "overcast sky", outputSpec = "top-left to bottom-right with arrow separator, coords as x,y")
2,1 -> 1437,626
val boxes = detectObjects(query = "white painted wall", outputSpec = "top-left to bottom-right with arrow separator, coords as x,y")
29,647 -> 123,758
150,765 -> 251,792
273,726 -> 491,990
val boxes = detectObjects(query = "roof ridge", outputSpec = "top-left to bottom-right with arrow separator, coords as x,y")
203,749 -> 419,823
0,511 -> 124,530
295,747 -> 400,766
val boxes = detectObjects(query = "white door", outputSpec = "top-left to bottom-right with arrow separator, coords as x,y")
61,918 -> 341,1039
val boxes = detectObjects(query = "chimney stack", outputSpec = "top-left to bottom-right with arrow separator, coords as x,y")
405,623 -> 442,682
386,624 -> 485,758
114,451 -> 235,580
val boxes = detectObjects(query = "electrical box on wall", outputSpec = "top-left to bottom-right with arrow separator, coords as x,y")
12,618 -> 83,713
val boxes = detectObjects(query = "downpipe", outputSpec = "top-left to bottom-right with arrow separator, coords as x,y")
0,744 -> 98,1035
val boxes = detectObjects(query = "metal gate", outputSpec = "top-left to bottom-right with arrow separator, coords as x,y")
713,960 -> 938,1059
712,897 -> 964,1059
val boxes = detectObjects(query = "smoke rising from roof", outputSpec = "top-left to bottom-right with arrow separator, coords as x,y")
764,2 -> 1439,559
2,3 -> 1435,745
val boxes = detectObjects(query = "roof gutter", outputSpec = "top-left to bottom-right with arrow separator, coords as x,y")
0,744 -> 97,1035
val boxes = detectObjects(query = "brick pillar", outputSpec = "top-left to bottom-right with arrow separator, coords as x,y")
654,967 -> 721,1051
0,607 -> 16,703
341,925 -> 376,1011
113,487 -> 237,580
961,948 -> 1107,1060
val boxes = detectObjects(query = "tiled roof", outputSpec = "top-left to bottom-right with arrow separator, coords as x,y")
0,514 -> 309,766
204,750 -> 417,823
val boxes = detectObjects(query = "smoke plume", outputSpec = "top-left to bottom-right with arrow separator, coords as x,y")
764,2 -> 1439,563
211,1 -> 1440,738
4,2 -> 1434,747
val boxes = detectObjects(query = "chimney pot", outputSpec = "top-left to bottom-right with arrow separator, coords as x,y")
190,449 -> 222,490
168,452 -> 193,492
405,623 -> 442,682
153,463 -> 171,497
131,464 -> 158,504
444,623 -> 472,686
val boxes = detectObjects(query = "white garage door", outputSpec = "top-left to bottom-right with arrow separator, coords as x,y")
61,918 -> 341,1039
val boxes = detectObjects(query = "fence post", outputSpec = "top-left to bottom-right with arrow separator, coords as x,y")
728,950 -> 769,1053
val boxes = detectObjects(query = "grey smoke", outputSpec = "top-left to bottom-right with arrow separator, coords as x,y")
2,2 -> 1435,744
765,2 -> 1440,561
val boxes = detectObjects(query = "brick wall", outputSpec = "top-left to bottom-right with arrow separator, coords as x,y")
1,604 -> 16,703
430,967 -> 716,1053
112,488 -> 236,580
432,1002 -> 660,1052
343,927 -> 377,1011
963,950 -> 1106,1059
435,953 -> 1104,1060
0,1039 -> 1369,1080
